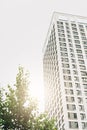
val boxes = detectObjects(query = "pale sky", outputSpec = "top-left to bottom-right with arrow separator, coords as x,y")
0,0 -> 87,111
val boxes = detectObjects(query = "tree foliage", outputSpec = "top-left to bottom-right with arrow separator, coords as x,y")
0,66 -> 57,130
32,114 -> 57,130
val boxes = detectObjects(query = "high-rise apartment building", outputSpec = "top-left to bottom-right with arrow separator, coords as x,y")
43,12 -> 87,130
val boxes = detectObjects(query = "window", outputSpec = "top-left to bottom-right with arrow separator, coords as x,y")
85,50 -> 87,54
66,96 -> 75,102
74,36 -> 79,39
60,42 -> 66,46
67,35 -> 71,38
61,52 -> 68,57
72,27 -> 77,31
68,39 -> 72,42
60,22 -> 63,25
78,60 -> 84,64
75,83 -> 80,88
81,33 -> 85,36
82,122 -> 87,129
86,54 -> 87,58
67,104 -> 76,110
64,82 -> 72,88
62,124 -> 65,130
65,89 -> 73,95
58,33 -> 65,37
59,29 -> 65,33
81,71 -> 87,76
72,64 -> 77,69
58,29 -> 60,32
79,65 -> 86,70
61,107 -> 63,113
75,44 -> 81,48
73,70 -> 78,75
81,37 -> 86,40
74,76 -> 79,81
70,53 -> 75,57
68,113 -> 77,119
69,43 -> 73,47
58,112 -> 60,118
80,113 -> 86,120
82,77 -> 87,82
61,115 -> 64,123
64,75 -> 71,80
69,121 -> 78,128
78,97 -> 83,103
85,98 -> 87,103
71,59 -> 76,63
77,54 -> 83,59
84,45 -> 87,49
59,120 -> 61,127
70,48 -> 74,52
74,40 -> 80,43
77,90 -> 82,95
63,69 -> 70,74
60,47 -> 67,51
57,21 -> 63,25
83,84 -> 87,89
79,105 -> 84,111
57,25 -> 64,29
66,26 -> 70,30
80,28 -> 84,32
71,23 -> 76,27
76,49 -> 82,53
59,38 -> 66,42
84,91 -> 87,96
79,24 -> 83,28
65,22 -> 69,26
73,31 -> 78,35
67,30 -> 70,34
61,58 -> 69,62
57,21 -> 60,24
82,41 -> 87,45
62,63 -> 70,68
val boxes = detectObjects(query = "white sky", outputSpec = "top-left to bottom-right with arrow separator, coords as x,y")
0,0 -> 87,111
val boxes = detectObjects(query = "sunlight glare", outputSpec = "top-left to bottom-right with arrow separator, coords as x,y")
23,100 -> 29,108
30,82 -> 44,112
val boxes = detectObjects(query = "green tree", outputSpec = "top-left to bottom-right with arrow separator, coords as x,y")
33,114 -> 57,130
0,66 -> 57,130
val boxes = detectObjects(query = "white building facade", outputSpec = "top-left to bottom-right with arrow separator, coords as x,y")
43,12 -> 87,130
